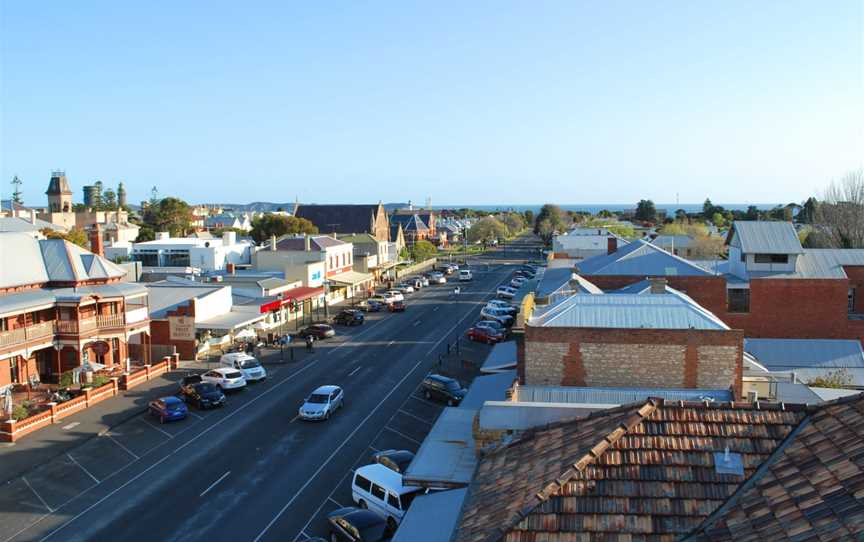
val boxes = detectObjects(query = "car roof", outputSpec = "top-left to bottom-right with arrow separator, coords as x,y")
313,385 -> 341,394
427,373 -> 457,384
223,352 -> 253,360
211,367 -> 237,375
160,396 -> 183,404
355,464 -> 417,495
329,507 -> 385,528
379,449 -> 415,461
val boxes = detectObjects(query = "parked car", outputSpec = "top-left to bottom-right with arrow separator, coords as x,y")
475,319 -> 509,337
485,301 -> 516,315
496,285 -> 517,299
385,290 -> 405,302
420,374 -> 466,406
149,396 -> 188,423
395,283 -> 415,294
220,352 -> 267,382
510,277 -> 528,288
368,294 -> 392,306
299,385 -> 344,421
334,309 -> 365,326
388,299 -> 406,312
406,277 -> 423,289
416,276 -> 429,287
481,306 -> 515,326
371,449 -> 415,474
201,367 -> 247,391
299,323 -> 336,339
467,325 -> 504,344
458,269 -> 473,282
358,299 -> 386,312
487,299 -> 518,312
327,507 -> 389,542
352,464 -> 424,533
179,380 -> 226,409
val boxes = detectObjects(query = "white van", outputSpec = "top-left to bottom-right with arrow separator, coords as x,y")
351,464 -> 423,530
458,269 -> 473,282
219,353 -> 267,382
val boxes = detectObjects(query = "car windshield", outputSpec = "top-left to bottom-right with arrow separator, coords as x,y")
167,401 -> 184,411
239,359 -> 260,368
225,371 -> 243,379
445,380 -> 462,391
307,394 -> 329,404
195,383 -> 218,394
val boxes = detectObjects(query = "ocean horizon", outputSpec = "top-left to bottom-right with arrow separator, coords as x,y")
430,203 -> 782,214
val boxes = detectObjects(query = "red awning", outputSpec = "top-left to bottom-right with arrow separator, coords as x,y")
259,286 -> 324,313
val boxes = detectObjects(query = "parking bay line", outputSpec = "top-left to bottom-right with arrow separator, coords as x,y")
384,426 -> 422,445
140,417 -> 174,439
22,476 -> 53,513
199,471 -> 231,497
66,453 -> 100,484
396,409 -> 433,426
104,433 -> 140,460
347,366 -> 362,377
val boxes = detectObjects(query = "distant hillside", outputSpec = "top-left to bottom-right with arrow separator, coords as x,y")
200,202 -> 410,212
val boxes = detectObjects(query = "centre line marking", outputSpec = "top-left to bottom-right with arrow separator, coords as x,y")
348,366 -> 362,377
200,471 -> 231,497
387,340 -> 395,347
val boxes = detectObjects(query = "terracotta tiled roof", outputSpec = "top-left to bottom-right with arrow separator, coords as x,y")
455,398 -> 822,542
688,394 -> 864,541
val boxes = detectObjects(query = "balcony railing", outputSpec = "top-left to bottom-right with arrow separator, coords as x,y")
0,321 -> 57,349
97,314 -> 125,328
56,318 -> 96,334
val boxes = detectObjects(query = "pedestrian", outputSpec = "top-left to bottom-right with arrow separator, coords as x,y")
454,286 -> 461,295
305,334 -> 315,352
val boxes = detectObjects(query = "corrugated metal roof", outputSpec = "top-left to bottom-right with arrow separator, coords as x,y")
515,385 -> 734,404
403,408 -> 476,487
0,283 -> 148,317
744,249 -> 864,280
530,292 -> 729,330
576,240 -> 713,277
459,370 -> 517,410
0,290 -> 58,318
744,338 -> 864,369
0,232 -> 50,287
651,235 -> 695,248
729,221 -> 804,254
480,341 -> 517,374
0,217 -> 66,233
146,282 -> 225,318
392,489 -> 467,542
535,268 -> 603,298
195,310 -> 265,331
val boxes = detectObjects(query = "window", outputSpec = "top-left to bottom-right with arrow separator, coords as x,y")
387,493 -> 401,510
850,288 -> 857,314
400,491 -> 420,510
371,483 -> 386,501
727,289 -> 750,313
354,475 -> 372,493
754,254 -> 788,264
10,359 -> 19,384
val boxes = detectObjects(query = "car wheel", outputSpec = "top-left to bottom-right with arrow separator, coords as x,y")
424,390 -> 432,400
386,517 -> 397,535
325,410 -> 330,420
448,398 -> 455,406
160,415 -> 166,424
358,499 -> 367,509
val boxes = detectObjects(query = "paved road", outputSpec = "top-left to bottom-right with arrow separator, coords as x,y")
5,235 -> 542,542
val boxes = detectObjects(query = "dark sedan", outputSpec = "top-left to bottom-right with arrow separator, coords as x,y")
372,449 -> 415,474
334,309 -> 365,326
179,381 -> 226,409
298,324 -> 336,339
327,507 -> 389,541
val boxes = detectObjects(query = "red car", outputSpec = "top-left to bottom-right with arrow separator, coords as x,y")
467,326 -> 504,344
389,300 -> 406,312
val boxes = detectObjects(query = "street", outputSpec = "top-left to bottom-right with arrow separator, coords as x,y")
3,236 -> 541,542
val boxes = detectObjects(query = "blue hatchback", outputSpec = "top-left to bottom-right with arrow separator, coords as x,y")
149,396 -> 188,423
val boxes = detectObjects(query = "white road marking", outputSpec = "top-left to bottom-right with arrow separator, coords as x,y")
187,410 -> 204,420
327,497 -> 345,508
140,417 -> 174,439
199,471 -> 231,497
413,320 -> 422,327
105,434 -> 140,460
432,306 -> 439,311
22,477 -> 53,513
289,415 -> 300,423
384,426 -> 422,445
347,366 -> 362,377
66,453 -> 99,484
387,340 -> 395,347
408,394 -> 441,408
397,409 -> 433,426
61,422 -> 80,430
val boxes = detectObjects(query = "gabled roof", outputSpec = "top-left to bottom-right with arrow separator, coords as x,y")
744,338 -> 864,370
742,248 -> 864,280
0,216 -> 67,234
272,234 -> 347,251
146,281 -> 226,319
727,221 -> 804,254
294,204 -> 383,235
529,291 -> 730,330
576,239 -> 714,277
389,213 -> 429,233
455,397 -> 840,542
535,267 -> 603,298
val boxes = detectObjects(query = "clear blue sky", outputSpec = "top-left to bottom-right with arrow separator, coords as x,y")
1,1 -> 861,207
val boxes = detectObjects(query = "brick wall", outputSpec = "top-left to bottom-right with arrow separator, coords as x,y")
845,266 -> 864,314
521,326 -> 743,397
151,300 -> 197,360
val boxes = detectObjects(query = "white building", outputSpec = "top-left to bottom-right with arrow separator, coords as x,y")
552,227 -> 627,260
130,231 -> 253,273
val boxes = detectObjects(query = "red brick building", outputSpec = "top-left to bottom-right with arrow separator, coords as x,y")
0,233 -> 151,388
574,222 -> 864,345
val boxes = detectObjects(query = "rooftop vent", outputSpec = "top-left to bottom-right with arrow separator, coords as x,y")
714,446 -> 744,476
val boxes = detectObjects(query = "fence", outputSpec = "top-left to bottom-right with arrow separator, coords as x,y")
394,258 -> 438,279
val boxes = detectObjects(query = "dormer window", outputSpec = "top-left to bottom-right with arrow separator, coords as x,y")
754,254 -> 788,264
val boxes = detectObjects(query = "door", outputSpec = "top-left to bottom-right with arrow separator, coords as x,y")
35,349 -> 54,382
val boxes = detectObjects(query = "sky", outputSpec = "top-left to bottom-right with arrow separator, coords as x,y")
1,1 -> 862,207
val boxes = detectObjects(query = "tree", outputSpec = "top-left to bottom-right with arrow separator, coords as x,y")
598,209 -> 613,218
102,188 -> 117,211
744,205 -> 759,221
523,210 -> 534,227
711,212 -> 726,228
807,368 -> 853,389
674,208 -> 688,221
142,197 -> 193,237
534,204 -> 568,237
799,197 -> 818,224
410,240 -> 437,262
10,176 -> 23,205
41,227 -> 88,248
469,216 -> 508,244
702,198 -> 716,218
816,168 -> 864,248
249,214 -> 318,244
499,212 -> 525,236
135,225 -> 155,242
634,200 -> 657,223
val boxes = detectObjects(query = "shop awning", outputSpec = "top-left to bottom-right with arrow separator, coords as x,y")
328,270 -> 374,286
195,310 -> 265,331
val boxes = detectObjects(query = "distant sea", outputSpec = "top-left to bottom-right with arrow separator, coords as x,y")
430,203 -> 781,215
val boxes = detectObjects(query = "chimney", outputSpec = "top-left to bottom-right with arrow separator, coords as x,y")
226,262 -> 236,275
607,236 -> 618,255
222,231 -> 236,246
649,277 -> 667,294
304,234 -> 312,252
270,235 -> 277,251
89,224 -> 104,258
29,209 -> 37,224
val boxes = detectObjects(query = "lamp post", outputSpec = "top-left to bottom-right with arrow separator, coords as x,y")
323,280 -> 330,319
